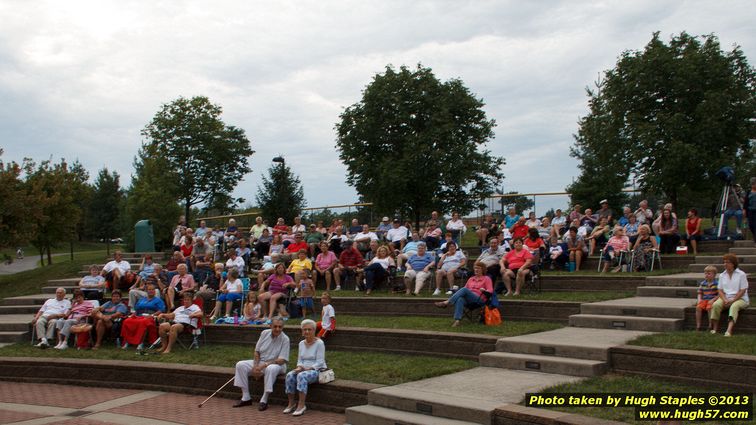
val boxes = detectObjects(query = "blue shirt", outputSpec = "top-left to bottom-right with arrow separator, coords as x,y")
101,301 -> 129,316
134,297 -> 166,315
504,215 -> 520,229
618,216 -> 629,227
407,253 -> 434,271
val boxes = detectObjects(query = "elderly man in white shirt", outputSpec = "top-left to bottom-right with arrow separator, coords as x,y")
32,288 -> 71,348
233,317 -> 290,411
386,219 -> 408,251
101,250 -> 131,291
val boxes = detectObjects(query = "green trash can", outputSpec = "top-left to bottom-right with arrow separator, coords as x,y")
134,220 -> 155,253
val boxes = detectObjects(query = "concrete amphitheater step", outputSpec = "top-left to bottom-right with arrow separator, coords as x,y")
0,304 -> 41,315
696,254 -> 756,264
0,331 -> 28,343
0,315 -> 32,332
478,352 -> 606,377
690,263 -> 756,273
47,277 -> 82,285
644,273 -> 703,286
355,367 -> 582,425
734,240 -> 755,247
636,286 -> 697,298
0,295 -> 56,306
579,297 -> 694,319
494,327 -> 651,361
569,314 -> 683,332
730,248 -> 756,255
346,405 -> 479,425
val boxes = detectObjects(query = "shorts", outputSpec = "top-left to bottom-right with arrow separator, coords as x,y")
300,297 -> 314,310
697,299 -> 716,311
218,292 -> 243,303
683,234 -> 702,242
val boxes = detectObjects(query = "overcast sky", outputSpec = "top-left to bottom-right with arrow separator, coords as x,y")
1,1 -> 753,216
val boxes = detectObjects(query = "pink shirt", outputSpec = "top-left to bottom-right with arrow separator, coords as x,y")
606,236 -> 630,252
465,275 -> 494,302
315,251 -> 338,270
504,249 -> 533,270
69,301 -> 95,321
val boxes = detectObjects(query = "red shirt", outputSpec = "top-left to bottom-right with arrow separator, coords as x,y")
464,275 -> 494,302
273,224 -> 289,236
686,217 -> 701,235
504,248 -> 532,270
524,237 -> 545,251
511,224 -> 529,239
180,244 -> 193,257
339,248 -> 364,268
286,241 -> 309,254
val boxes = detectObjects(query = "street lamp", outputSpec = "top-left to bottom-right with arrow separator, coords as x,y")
272,156 -> 285,165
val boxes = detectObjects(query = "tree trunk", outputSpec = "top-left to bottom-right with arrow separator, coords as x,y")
185,199 -> 191,226
39,248 -> 45,267
46,245 -> 52,266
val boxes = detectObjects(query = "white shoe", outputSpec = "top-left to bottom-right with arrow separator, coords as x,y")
55,342 -> 68,350
445,290 -> 453,295
335,286 -> 341,291
432,289 -> 441,296
503,291 -> 512,297
35,340 -> 49,348
724,332 -> 732,337
736,228 -> 742,235
283,406 -> 295,414
292,406 -> 306,416
121,343 -> 130,350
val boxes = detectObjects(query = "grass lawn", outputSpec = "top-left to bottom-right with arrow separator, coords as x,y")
532,373 -> 753,424
286,314 -> 563,337
0,343 -> 475,386
328,290 -> 635,303
628,331 -> 756,357
0,251 -> 107,300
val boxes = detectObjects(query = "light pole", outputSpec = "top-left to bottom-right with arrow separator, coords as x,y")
272,156 -> 285,165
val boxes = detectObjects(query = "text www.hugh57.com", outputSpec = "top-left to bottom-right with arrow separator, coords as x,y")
637,408 -> 751,421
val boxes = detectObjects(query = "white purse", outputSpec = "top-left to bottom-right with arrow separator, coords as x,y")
318,368 -> 335,384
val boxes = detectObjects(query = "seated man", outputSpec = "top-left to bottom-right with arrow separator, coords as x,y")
305,224 -> 324,257
233,317 -> 290,410
476,214 -> 495,246
282,233 -> 308,262
92,290 -> 129,349
386,219 -> 408,251
129,263 -> 167,308
550,209 -> 567,237
376,217 -> 392,241
333,240 -> 365,290
137,255 -> 156,281
32,287 -> 71,348
121,284 -> 166,350
396,232 -> 421,269
347,219 -> 362,239
79,265 -> 106,300
498,238 -> 533,296
353,224 -> 378,254
101,250 -> 131,292
155,292 -> 203,354
477,238 -> 506,285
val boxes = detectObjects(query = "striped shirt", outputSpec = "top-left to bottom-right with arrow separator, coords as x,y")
697,279 -> 718,301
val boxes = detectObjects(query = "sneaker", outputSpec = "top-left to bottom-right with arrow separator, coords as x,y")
736,228 -> 742,235
137,343 -> 145,351
503,291 -> 512,297
445,290 -> 453,295
432,289 -> 441,296
35,340 -> 49,349
55,342 -> 68,350
724,332 -> 732,337
354,286 -> 360,291
710,330 -> 717,334
335,286 -> 341,291
121,343 -> 130,350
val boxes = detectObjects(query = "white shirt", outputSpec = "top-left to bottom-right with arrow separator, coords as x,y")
446,219 -> 467,233
103,260 -> 131,274
552,216 -> 567,226
719,268 -> 750,304
354,231 -> 378,242
321,304 -> 335,330
297,339 -> 327,370
173,304 -> 201,328
386,226 -> 408,243
291,224 -> 306,234
225,278 -> 242,293
226,257 -> 245,276
635,208 -> 653,224
39,298 -> 71,319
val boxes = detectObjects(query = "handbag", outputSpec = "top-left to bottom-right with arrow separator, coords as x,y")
318,368 -> 335,384
484,305 -> 502,326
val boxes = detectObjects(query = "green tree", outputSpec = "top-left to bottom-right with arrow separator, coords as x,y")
89,168 -> 123,251
255,162 -> 306,224
69,161 -> 93,242
124,148 -> 183,250
0,150 -> 35,250
141,96 -> 254,221
498,192 -> 535,215
335,64 -> 504,226
26,159 -> 82,265
569,32 -> 755,208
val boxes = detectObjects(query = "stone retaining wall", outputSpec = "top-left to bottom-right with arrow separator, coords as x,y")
0,357 -> 378,413
682,307 -> 756,333
610,345 -> 756,391
493,405 -> 624,425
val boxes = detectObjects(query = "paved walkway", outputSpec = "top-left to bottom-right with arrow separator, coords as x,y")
0,382 -> 345,425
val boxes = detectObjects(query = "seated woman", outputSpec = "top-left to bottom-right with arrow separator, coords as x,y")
623,214 -> 640,246
287,249 -> 313,284
525,211 -> 541,228
445,212 -> 467,245
210,268 -> 243,320
79,265 -> 106,300
255,228 -> 273,260
53,289 -> 95,350
155,292 -> 203,354
269,234 -> 285,256
682,208 -> 702,255
197,262 -> 224,308
92,290 -> 129,349
601,226 -> 630,273
536,217 -> 552,240
129,264 -> 167,310
314,242 -> 338,291
710,253 -> 750,336
283,319 -> 327,416
523,228 -> 546,264
476,214 -> 495,246
120,284 -> 166,350
433,242 -> 466,296
258,263 -> 296,322
632,224 -> 659,272
404,242 -> 434,295
257,253 -> 281,291
166,264 -> 196,311
657,208 -> 680,254
499,238 -> 533,296
585,216 -> 610,256
434,262 -> 493,327
363,245 -> 395,296
564,226 -> 588,272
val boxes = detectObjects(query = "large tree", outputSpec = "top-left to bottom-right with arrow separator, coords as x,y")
335,64 -> 504,225
141,96 -> 254,221
569,32 -> 755,208
0,150 -> 35,249
89,168 -> 123,250
255,162 -> 306,224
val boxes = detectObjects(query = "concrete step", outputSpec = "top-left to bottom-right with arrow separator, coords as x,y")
733,240 -> 756,247
0,295 -> 53,306
636,286 -> 697,298
569,314 -> 683,332
730,248 -> 756,255
644,273 -> 702,287
696,255 -> 756,264
0,305 -> 41,315
579,297 -> 693,319
690,263 -> 756,273
0,316 -> 31,332
494,327 -> 651,361
479,352 -> 606,377
47,278 -> 83,285
0,331 -> 28,343
346,405 -> 479,425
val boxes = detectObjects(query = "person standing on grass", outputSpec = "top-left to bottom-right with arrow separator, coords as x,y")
317,292 -> 336,339
233,317 -> 290,411
695,266 -> 719,331
710,254 -> 749,337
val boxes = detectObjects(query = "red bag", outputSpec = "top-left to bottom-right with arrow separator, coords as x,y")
484,306 -> 501,326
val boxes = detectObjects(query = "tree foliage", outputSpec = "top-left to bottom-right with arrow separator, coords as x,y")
255,162 -> 306,224
569,32 -> 755,209
335,64 -> 504,226
0,150 -> 35,249
141,96 -> 254,221
89,168 -> 123,242
498,192 -> 535,215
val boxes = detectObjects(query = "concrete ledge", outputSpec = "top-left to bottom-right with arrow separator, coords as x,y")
493,404 -> 625,425
610,345 -> 756,391
207,325 -> 499,360
0,357 -> 378,413
683,307 -> 756,333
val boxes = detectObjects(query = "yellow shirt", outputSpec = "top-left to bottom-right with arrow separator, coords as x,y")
288,258 -> 313,274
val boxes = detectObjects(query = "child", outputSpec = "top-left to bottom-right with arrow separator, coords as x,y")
316,292 -> 336,340
547,236 -> 563,270
242,291 -> 262,324
298,270 -> 316,318
696,265 -> 719,331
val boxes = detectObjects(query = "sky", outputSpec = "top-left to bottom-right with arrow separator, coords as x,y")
1,0 -> 754,217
